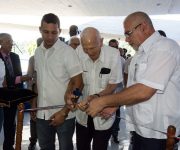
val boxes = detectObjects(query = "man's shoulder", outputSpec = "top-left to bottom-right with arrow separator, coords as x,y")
102,45 -> 119,57
55,40 -> 73,52
10,52 -> 20,59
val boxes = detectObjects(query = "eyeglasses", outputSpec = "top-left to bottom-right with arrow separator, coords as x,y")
124,23 -> 142,38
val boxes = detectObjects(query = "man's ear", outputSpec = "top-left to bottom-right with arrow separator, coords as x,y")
59,28 -> 61,34
100,38 -> 104,47
39,27 -> 42,33
140,21 -> 147,32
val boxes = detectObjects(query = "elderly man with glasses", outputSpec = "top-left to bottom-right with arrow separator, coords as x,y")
86,11 -> 180,150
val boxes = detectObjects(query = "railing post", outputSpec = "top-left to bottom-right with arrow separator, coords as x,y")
166,125 -> 176,150
15,103 -> 24,150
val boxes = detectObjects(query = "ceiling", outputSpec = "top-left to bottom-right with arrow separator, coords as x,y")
0,0 -> 180,16
0,0 -> 180,42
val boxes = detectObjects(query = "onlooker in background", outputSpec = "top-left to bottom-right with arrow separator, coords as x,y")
0,33 -> 31,150
126,54 -> 132,59
122,48 -> 128,59
0,57 -> 5,133
108,39 -> 125,144
27,37 -> 43,150
158,30 -> 166,37
66,25 -> 79,44
34,13 -> 83,150
86,11 -> 180,150
69,25 -> 79,37
123,57 -> 132,87
75,27 -> 123,150
69,36 -> 80,49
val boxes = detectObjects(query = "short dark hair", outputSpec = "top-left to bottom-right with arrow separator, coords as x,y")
0,33 -> 12,44
41,13 -> 60,28
108,39 -> 118,45
158,30 -> 166,37
69,25 -> 79,36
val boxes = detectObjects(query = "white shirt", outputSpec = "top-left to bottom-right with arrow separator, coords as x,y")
126,32 -> 180,139
34,39 -> 83,120
76,45 -> 123,130
0,58 -> 5,87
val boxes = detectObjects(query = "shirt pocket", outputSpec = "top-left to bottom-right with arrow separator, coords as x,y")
98,74 -> 110,89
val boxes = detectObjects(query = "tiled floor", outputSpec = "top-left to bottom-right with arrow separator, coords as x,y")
0,106 -> 130,150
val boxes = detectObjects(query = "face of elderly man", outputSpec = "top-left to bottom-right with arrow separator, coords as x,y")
69,36 -> 80,49
0,35 -> 13,54
80,27 -> 103,61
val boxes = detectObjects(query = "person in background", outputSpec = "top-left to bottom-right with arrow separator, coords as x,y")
0,57 -> 5,133
158,30 -> 166,37
123,56 -> 132,87
108,39 -> 125,144
27,37 -> 43,150
86,11 -> 180,150
34,13 -> 83,150
0,33 -> 31,150
75,27 -> 123,150
69,36 -> 80,49
69,25 -> 79,37
66,25 -> 79,44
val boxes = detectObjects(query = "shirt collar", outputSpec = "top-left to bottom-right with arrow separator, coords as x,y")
40,38 -> 60,51
138,31 -> 161,54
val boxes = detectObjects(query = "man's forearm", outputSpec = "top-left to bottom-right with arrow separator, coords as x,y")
102,83 -> 156,107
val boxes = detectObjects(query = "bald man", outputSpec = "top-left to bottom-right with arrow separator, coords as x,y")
75,27 -> 123,150
86,12 -> 180,150
69,36 -> 80,49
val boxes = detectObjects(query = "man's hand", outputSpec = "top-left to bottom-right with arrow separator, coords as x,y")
21,75 -> 32,82
49,107 -> 69,126
30,98 -> 37,121
99,107 -> 118,119
77,99 -> 89,111
77,95 -> 98,111
65,92 -> 78,110
86,97 -> 105,117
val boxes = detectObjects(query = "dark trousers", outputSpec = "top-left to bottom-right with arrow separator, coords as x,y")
29,119 -> 37,145
3,104 -> 17,150
111,107 -> 120,138
131,131 -> 167,150
76,116 -> 112,150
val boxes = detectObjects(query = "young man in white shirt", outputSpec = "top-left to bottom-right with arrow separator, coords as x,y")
34,13 -> 83,150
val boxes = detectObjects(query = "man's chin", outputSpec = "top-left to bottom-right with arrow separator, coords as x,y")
130,44 -> 138,51
44,42 -> 54,48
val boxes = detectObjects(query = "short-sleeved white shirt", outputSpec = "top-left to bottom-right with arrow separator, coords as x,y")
0,59 -> 5,87
34,39 -> 83,120
76,45 -> 123,130
126,32 -> 180,139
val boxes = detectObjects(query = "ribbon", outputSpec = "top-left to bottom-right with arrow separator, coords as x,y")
22,104 -> 180,141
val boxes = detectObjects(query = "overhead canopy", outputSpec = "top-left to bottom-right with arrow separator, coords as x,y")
1,0 -> 180,16
0,0 -> 180,42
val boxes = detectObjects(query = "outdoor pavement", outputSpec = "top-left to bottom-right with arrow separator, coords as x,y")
0,106 -> 130,150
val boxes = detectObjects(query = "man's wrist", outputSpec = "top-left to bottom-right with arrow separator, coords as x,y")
62,106 -> 70,117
